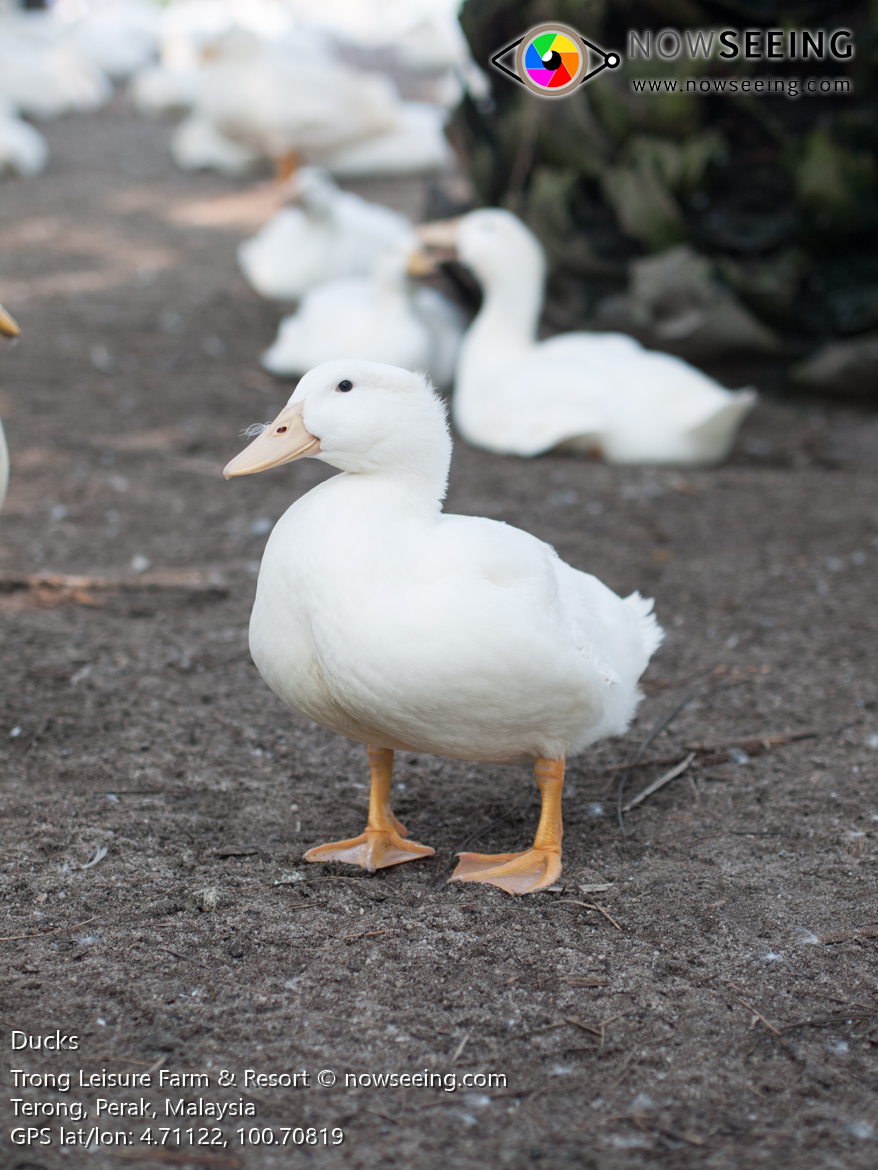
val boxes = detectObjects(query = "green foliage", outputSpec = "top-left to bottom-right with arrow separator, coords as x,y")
453,0 -> 878,346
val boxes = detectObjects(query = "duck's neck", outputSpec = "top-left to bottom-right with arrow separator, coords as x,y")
467,250 -> 545,351
315,435 -> 451,516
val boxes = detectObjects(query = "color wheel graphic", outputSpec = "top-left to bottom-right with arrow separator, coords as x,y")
522,29 -> 583,92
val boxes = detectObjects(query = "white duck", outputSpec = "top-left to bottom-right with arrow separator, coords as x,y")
435,209 -> 756,466
0,97 -> 47,177
0,304 -> 21,511
261,247 -> 465,388
238,167 -> 415,302
183,27 -> 400,176
223,360 -> 662,895
0,12 -> 111,120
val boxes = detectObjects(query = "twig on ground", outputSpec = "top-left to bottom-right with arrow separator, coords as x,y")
622,753 -> 697,814
609,1055 -> 637,1090
688,773 -> 704,809
0,915 -> 100,943
545,899 -> 621,929
615,690 -> 698,834
819,925 -> 878,944
451,1029 -> 471,1064
735,994 -> 783,1037
781,1009 -> 878,1033
365,1109 -> 400,1125
158,947 -> 191,962
733,993 -> 803,1062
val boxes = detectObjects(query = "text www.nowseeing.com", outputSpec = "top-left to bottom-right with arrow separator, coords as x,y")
631,75 -> 851,99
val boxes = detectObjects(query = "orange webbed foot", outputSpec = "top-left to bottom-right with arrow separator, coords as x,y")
449,847 -> 562,895
304,828 -> 433,872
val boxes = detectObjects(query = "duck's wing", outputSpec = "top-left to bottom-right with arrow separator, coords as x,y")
435,512 -> 661,677
431,514 -> 661,744
552,558 -> 663,742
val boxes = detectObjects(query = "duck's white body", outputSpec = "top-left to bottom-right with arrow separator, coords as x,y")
65,0 -> 160,81
238,168 -> 414,302
0,13 -> 111,120
171,111 -> 261,176
453,210 -> 757,466
186,28 -> 399,165
0,101 -> 47,177
243,362 -> 662,768
317,101 -> 453,178
261,250 -> 464,387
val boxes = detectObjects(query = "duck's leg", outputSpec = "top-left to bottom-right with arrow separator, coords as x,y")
450,758 -> 564,895
274,150 -> 299,182
304,746 -> 435,871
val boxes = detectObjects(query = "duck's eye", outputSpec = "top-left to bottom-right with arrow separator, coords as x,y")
337,380 -> 353,392
276,425 -> 288,434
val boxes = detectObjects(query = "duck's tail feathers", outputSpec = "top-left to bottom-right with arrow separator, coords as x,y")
624,591 -> 664,665
685,388 -> 757,464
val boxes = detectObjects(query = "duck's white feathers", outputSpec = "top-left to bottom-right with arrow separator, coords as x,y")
238,168 -> 414,302
260,248 -> 464,387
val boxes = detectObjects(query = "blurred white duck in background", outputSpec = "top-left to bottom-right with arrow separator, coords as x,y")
0,9 -> 111,120
171,25 -> 450,180
62,0 -> 160,82
223,359 -> 662,895
0,96 -> 47,177
425,210 -> 756,466
238,167 -> 415,302
284,0 -> 489,109
261,245 -> 464,387
0,304 -> 22,512
171,26 -> 396,176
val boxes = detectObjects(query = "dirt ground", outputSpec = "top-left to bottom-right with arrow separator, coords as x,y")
1,96 -> 877,1170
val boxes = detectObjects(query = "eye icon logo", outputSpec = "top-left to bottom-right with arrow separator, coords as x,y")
519,27 -> 584,93
492,24 -> 620,97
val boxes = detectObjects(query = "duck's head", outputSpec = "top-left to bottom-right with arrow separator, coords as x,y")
224,359 -> 451,487
412,208 -> 545,290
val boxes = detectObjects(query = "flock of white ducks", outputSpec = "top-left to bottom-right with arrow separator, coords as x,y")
240,190 -> 756,467
225,360 -> 663,894
0,0 -> 479,181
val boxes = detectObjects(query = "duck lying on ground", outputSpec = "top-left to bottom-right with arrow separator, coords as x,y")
418,209 -> 756,467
